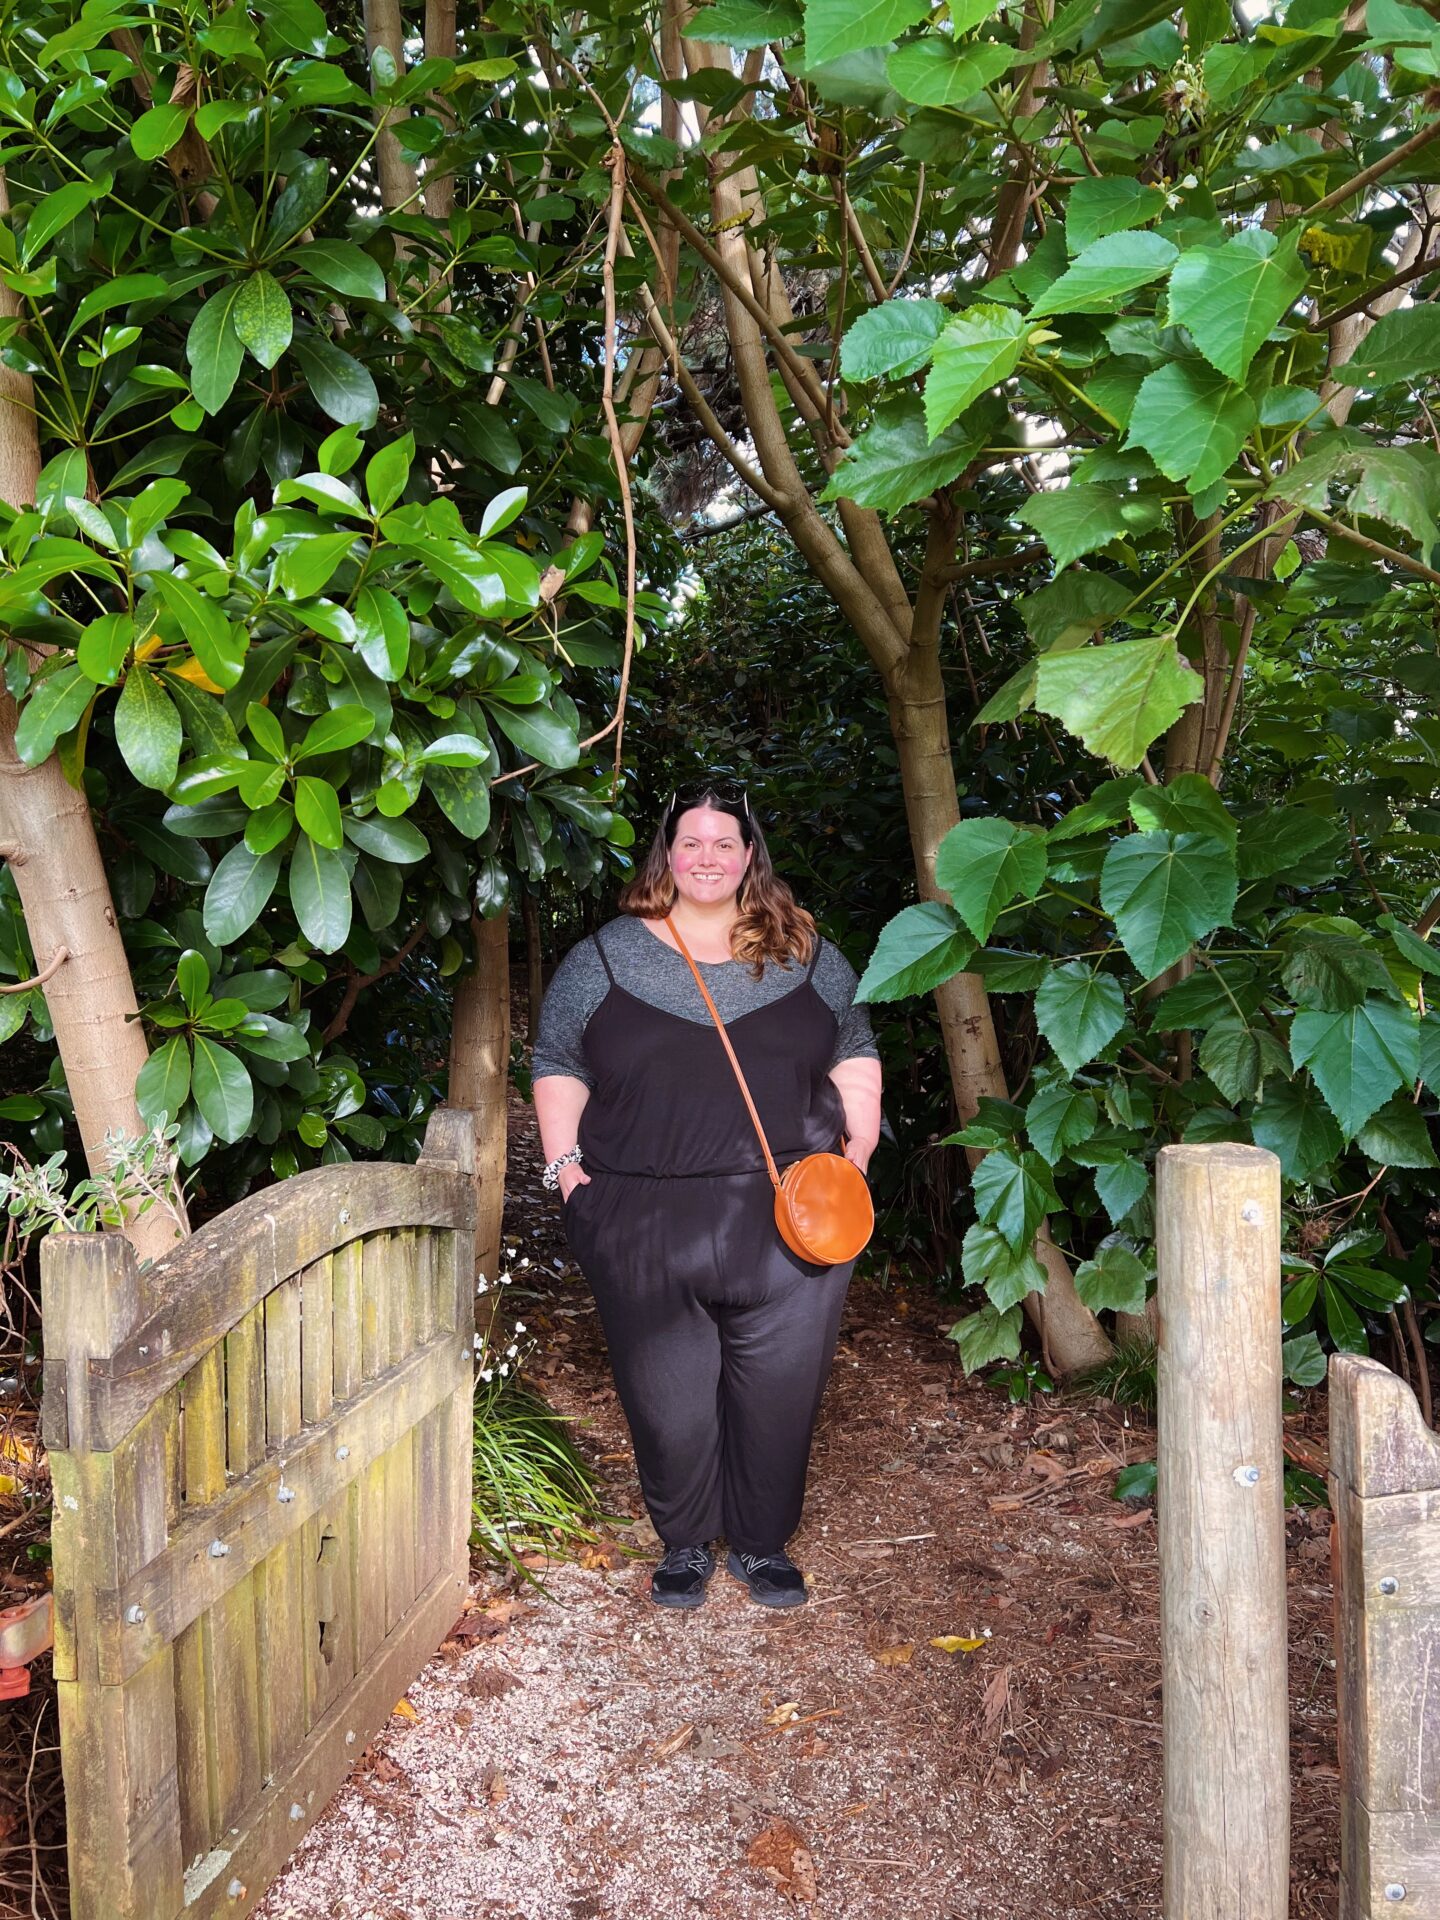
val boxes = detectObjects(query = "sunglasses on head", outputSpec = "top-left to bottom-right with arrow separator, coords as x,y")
664,781 -> 751,827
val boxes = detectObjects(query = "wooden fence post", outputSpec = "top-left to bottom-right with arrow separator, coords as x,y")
1157,1142 -> 1287,1919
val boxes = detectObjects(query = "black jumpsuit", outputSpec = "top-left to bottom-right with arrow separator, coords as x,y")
560,923 -> 859,1557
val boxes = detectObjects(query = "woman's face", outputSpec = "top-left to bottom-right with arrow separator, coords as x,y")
668,805 -> 753,908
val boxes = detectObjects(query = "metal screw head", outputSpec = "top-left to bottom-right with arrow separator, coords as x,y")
277,1485 -> 296,1504
338,1207 -> 350,1225
289,1802 -> 305,1822
227,1880 -> 246,1901
208,1539 -> 229,1559
1385,1885 -> 1406,1903
1379,1576 -> 1400,1596
1234,1465 -> 1261,1486
125,1604 -> 146,1626
335,1445 -> 350,1461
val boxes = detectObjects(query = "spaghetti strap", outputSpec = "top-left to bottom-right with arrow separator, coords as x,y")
593,925 -> 618,987
804,934 -> 823,984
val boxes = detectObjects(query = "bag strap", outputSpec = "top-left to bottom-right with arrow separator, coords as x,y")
664,914 -> 847,1187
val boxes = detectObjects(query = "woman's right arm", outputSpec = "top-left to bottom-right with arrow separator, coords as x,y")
534,1075 -> 592,1196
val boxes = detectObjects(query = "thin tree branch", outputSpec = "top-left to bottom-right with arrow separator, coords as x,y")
1303,504 -> 1440,586
886,164 -> 926,297
321,923 -> 427,1043
1304,118 -> 1440,217
0,946 -> 67,992
1311,252 -> 1438,329
936,544 -> 1045,583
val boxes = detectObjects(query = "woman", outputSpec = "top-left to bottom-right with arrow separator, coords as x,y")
532,779 -> 884,1612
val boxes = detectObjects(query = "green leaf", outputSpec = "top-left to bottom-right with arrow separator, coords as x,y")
1025,1081 -> 1099,1163
1091,1154 -> 1149,1225
1113,1460 -> 1157,1500
946,1302 -> 1023,1375
13,662 -> 94,763
1289,1000 -> 1419,1139
21,181 -> 102,264
275,530 -> 356,600
290,240 -> 387,302
1126,361 -> 1257,493
484,700 -> 578,769
1034,961 -> 1126,1073
288,837 -> 352,952
1100,831 -> 1238,978
820,395 -> 987,511
297,704 -> 374,760
804,0 -> 929,64
1324,1278 -> 1368,1356
115,668 -> 181,791
1035,635 -> 1204,770
1065,177 -> 1167,255
971,1147 -> 1061,1252
203,843 -> 282,943
1354,1095 -> 1438,1169
885,36 -> 1013,105
688,0 -> 803,44
973,949 -> 1050,992
343,813 -> 430,863
1020,573 -> 1133,651
1282,1332 -> 1327,1388
232,269 -> 293,371
1129,773 -> 1237,845
923,306 -> 1029,440
962,1222 -> 1048,1312
176,949 -> 210,1014
354,585 -> 410,682
839,298 -> 946,381
294,775 -> 343,849
424,764 -> 492,837
366,434 -> 414,516
185,281 -> 245,416
291,335 -> 380,428
1249,1075 -> 1342,1183
1236,808 -> 1343,881
153,574 -> 246,689
1379,914 -> 1440,981
190,1035 -> 253,1142
1166,228 -> 1306,382
1050,775 -> 1142,841
1339,304 -> 1440,390
1030,231 -> 1178,319
854,900 -> 975,1001
1074,1242 -> 1149,1315
1019,483 -> 1155,570
129,102 -> 188,160
1197,1015 -> 1290,1103
1282,932 -> 1396,1011
135,1036 -> 191,1126
935,818 -> 1047,942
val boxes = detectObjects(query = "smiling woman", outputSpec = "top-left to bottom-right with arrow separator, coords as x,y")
532,779 -> 882,1611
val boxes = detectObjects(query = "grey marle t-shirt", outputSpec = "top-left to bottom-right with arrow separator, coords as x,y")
532,914 -> 880,1090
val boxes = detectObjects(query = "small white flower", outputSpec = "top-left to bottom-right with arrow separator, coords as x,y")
479,1368 -> 493,1382
473,1335 -> 484,1352
500,1272 -> 513,1285
515,1320 -> 527,1334
506,1342 -> 518,1357
519,1256 -> 530,1268
476,1278 -> 489,1294
1180,172 -> 1198,189
499,1362 -> 510,1376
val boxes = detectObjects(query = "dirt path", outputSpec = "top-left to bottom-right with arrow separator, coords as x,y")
257,1102 -> 1343,1920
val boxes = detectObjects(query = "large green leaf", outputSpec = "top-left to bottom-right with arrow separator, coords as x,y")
961,1222 -> 1048,1312
425,764 -> 491,836
1129,773 -> 1237,845
13,662 -> 94,763
1019,483 -> 1158,570
1035,634 -> 1204,769
1340,304 -> 1440,390
1074,1242 -> 1149,1315
854,900 -> 975,1001
1065,177 -> 1167,255
485,700 -> 578,769
1034,961 -> 1126,1073
946,1302 -> 1023,1375
190,1035 -> 253,1142
688,0 -> 804,43
233,269 -> 293,370
1289,1001 -> 1419,1138
1100,831 -> 1238,978
971,1147 -> 1061,1253
275,530 -> 357,599
353,585 -> 410,681
289,837 -> 353,952
821,395 -> 987,511
803,0 -> 929,64
1281,932 -> 1396,1011
135,1036 -> 191,1127
1125,361 -> 1256,491
292,335 -> 380,429
153,574 -> 247,689
186,281 -> 245,415
935,818 -> 1047,942
839,298 -> 946,381
1030,231 -> 1178,318
294,775 -> 343,848
885,36 -> 1013,105
1197,1015 -> 1289,1103
203,843 -> 282,943
1354,1095 -> 1438,1169
115,667 -> 181,791
1249,1075 -> 1342,1184
1025,1081 -> 1099,1163
290,240 -> 387,303
1166,228 -> 1306,382
923,306 -> 1030,439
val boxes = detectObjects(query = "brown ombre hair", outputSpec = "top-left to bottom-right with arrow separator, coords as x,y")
615,784 -> 818,980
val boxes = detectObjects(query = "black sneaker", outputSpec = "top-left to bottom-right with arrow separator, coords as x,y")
726,1548 -> 808,1608
649,1543 -> 716,1608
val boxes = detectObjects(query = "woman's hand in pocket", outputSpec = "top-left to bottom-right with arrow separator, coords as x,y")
560,1166 -> 593,1203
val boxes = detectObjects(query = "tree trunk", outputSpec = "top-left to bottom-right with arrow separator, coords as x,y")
885,627 -> 1112,1370
0,167 -> 184,1263
449,910 -> 510,1308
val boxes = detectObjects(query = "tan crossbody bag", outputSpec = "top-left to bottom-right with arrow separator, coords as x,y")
664,914 -> 875,1267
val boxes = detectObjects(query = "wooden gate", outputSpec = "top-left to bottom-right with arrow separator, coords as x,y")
43,1108 -> 476,1918
1331,1351 -> 1440,1916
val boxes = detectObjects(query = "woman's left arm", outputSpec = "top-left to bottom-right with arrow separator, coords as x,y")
828,1056 -> 883,1173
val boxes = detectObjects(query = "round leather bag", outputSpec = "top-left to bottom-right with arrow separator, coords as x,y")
775,1150 -> 875,1266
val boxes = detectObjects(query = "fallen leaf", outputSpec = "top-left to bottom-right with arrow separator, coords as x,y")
980,1664 -> 1012,1741
651,1723 -> 695,1759
763,1700 -> 801,1726
929,1635 -> 987,1654
875,1643 -> 915,1666
746,1817 -> 817,1904
1106,1506 -> 1155,1529
391,1698 -> 417,1720
578,1540 -> 626,1571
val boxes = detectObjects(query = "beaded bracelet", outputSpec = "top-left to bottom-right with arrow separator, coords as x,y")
542,1145 -> 583,1190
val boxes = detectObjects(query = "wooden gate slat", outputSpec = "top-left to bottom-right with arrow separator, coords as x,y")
225,1306 -> 265,1476
361,1232 -> 391,1381
384,1426 -> 419,1635
332,1238 -> 363,1402
265,1276 -> 302,1447
300,1253 -> 335,1427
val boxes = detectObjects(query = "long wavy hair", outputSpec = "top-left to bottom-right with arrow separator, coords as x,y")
615,787 -> 818,979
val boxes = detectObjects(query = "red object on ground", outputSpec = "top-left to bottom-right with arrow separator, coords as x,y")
0,1592 -> 54,1698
